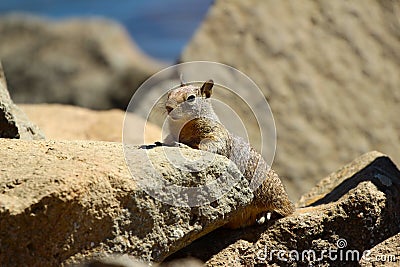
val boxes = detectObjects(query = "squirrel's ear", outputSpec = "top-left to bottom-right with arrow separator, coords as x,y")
200,79 -> 214,98
179,73 -> 186,87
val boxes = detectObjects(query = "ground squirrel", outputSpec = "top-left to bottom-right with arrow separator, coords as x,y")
162,79 -> 294,228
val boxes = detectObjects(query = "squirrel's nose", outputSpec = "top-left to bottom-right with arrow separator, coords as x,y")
166,106 -> 173,114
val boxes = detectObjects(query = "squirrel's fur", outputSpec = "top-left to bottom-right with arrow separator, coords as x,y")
164,80 -> 294,228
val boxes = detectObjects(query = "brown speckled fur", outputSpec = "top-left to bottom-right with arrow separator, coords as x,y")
165,80 -> 294,228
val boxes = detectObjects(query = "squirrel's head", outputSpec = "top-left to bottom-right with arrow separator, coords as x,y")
165,80 -> 214,120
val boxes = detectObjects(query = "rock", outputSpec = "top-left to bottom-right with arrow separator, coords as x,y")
161,257 -> 204,267
76,255 -> 204,267
167,151 -> 400,266
181,0 -> 400,200
0,14 -> 164,110
359,233 -> 400,266
0,62 -> 44,139
19,104 -> 161,144
297,151 -> 400,207
0,139 -> 253,266
75,254 -> 148,267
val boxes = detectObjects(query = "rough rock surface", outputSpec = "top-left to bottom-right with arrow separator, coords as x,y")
359,233 -> 400,266
77,255 -> 204,267
0,14 -> 164,110
0,139 -> 254,266
167,151 -> 400,266
181,0 -> 400,200
0,62 -> 44,139
20,104 -> 161,144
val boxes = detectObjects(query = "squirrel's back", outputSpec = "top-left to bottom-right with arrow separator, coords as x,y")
164,80 -> 294,228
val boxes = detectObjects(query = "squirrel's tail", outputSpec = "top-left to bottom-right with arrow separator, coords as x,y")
255,168 -> 295,216
273,195 -> 295,216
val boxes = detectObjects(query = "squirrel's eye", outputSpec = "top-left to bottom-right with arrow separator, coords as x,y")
187,95 -> 196,102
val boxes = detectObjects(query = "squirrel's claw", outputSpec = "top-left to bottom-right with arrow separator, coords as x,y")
139,144 -> 158,149
139,141 -> 191,149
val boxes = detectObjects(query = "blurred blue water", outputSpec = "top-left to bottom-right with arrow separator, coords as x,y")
0,0 -> 213,62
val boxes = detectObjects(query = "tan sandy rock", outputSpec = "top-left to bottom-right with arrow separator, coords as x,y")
20,104 -> 161,144
0,139 -> 254,266
359,233 -> 400,266
168,151 -> 400,266
0,62 -> 44,139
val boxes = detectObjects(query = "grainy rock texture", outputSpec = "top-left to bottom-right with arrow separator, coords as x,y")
359,233 -> 400,266
0,139 -> 253,266
0,62 -> 44,139
181,0 -> 400,200
75,254 -> 149,267
168,151 -> 400,266
20,104 -> 161,144
0,14 -> 164,110
76,255 -> 204,267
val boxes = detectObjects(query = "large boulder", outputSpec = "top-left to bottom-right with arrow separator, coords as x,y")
0,14 -> 164,110
181,0 -> 400,200
0,139 -> 254,266
168,151 -> 400,266
20,104 -> 161,144
0,62 -> 44,139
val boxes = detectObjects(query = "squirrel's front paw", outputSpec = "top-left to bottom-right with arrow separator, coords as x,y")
140,141 -> 191,149
139,144 -> 157,149
138,141 -> 164,149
